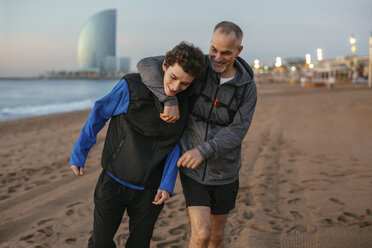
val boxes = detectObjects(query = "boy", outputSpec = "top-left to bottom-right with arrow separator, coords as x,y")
69,42 -> 205,248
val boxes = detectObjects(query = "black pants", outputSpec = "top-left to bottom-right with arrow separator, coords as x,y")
88,170 -> 163,248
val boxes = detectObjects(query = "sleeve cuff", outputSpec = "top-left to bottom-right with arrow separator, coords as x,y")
196,142 -> 213,160
158,186 -> 174,196
164,98 -> 179,106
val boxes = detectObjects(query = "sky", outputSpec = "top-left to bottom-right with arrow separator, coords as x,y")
0,0 -> 371,77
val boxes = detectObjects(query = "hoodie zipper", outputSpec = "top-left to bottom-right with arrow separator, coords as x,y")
201,84 -> 220,183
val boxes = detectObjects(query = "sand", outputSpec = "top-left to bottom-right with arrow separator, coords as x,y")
0,84 -> 371,248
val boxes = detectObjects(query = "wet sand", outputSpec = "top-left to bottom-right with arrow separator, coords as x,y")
0,84 -> 371,247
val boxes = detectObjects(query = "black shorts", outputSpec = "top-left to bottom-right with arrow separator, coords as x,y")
180,173 -> 239,215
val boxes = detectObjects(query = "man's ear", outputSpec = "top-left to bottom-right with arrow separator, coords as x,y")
162,61 -> 167,71
236,45 -> 243,57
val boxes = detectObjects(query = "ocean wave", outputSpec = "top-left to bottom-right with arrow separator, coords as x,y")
0,99 -> 95,121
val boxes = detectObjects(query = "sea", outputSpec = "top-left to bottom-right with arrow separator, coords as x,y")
0,79 -> 118,122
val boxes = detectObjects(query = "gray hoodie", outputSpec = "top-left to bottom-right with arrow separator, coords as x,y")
137,56 -> 257,185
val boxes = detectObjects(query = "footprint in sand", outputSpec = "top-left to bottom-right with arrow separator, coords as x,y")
20,234 -> 34,243
343,212 -> 363,221
286,224 -> 316,234
337,214 -> 353,225
7,183 -> 21,193
33,244 -> 51,248
66,201 -> 82,208
167,210 -> 178,218
41,167 -> 53,175
156,237 -> 183,248
289,187 -> 304,194
319,218 -> 335,227
165,199 -> 180,209
37,225 -> 53,238
357,221 -> 371,228
158,219 -> 170,227
152,235 -> 166,241
336,212 -> 364,226
66,209 -> 74,216
290,211 -> 303,220
269,221 -> 283,231
169,223 -> 189,235
287,198 -> 301,204
33,180 -> 50,186
278,179 -> 288,184
0,194 -> 11,200
243,210 -> 254,220
329,198 -> 344,205
37,218 -> 54,226
65,238 -> 77,244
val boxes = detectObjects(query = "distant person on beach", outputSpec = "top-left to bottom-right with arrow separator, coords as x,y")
69,42 -> 205,248
137,21 -> 257,248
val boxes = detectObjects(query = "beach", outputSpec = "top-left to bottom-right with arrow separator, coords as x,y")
0,84 -> 371,248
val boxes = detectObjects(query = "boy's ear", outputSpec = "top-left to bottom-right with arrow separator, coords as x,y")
162,61 -> 167,71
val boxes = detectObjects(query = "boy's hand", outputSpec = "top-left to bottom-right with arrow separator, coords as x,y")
70,165 -> 84,176
160,105 -> 180,123
152,190 -> 170,205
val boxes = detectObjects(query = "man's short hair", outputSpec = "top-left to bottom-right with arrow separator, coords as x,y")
213,21 -> 243,42
164,42 -> 205,81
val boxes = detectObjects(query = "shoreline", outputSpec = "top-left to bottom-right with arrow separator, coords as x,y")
0,108 -> 92,125
1,83 -> 370,124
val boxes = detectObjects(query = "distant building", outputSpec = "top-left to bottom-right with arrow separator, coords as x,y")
103,56 -> 118,72
313,56 -> 369,84
77,9 -> 117,72
118,57 -> 130,72
103,56 -> 131,73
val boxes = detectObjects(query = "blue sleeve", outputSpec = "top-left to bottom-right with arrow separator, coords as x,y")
69,78 -> 130,168
158,143 -> 180,196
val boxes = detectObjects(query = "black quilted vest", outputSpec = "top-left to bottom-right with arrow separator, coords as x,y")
101,73 -> 192,188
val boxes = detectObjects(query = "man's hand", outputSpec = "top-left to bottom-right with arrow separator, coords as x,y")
70,165 -> 84,176
177,148 -> 204,169
159,105 -> 180,123
152,189 -> 170,205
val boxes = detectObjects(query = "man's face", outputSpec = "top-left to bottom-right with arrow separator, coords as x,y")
209,29 -> 243,76
162,62 -> 194,96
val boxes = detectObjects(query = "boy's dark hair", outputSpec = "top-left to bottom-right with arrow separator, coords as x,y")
164,42 -> 205,81
213,21 -> 243,41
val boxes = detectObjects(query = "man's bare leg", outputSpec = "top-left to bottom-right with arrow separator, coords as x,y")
208,214 -> 228,248
188,206 -> 211,248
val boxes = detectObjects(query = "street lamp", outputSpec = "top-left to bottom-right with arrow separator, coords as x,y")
305,53 -> 311,66
349,35 -> 356,53
254,59 -> 260,70
275,57 -> 282,68
317,49 -> 323,61
349,35 -> 357,82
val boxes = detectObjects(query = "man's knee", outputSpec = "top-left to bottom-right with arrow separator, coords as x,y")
210,233 -> 224,246
192,227 -> 211,245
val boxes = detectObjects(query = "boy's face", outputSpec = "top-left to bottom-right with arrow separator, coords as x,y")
162,62 -> 194,96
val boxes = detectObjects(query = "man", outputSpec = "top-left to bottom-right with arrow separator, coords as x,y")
137,21 -> 257,248
69,42 -> 205,248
